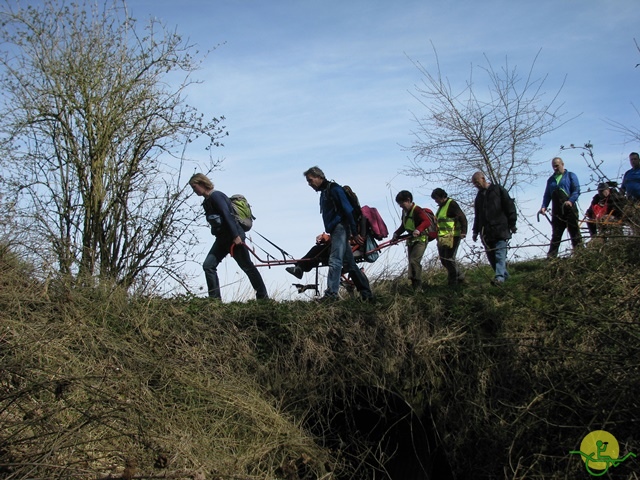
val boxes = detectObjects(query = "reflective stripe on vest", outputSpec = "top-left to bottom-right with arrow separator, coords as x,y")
436,198 -> 460,236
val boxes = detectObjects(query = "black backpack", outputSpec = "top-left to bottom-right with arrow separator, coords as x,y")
342,185 -> 362,224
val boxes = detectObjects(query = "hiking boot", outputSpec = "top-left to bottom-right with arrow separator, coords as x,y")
315,294 -> 338,304
285,266 -> 303,279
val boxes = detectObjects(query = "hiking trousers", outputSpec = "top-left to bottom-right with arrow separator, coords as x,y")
203,236 -> 268,300
437,236 -> 464,285
482,238 -> 509,283
325,223 -> 372,299
548,205 -> 582,258
407,240 -> 426,287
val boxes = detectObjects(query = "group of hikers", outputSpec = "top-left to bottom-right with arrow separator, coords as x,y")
539,152 -> 640,257
188,151 -> 640,302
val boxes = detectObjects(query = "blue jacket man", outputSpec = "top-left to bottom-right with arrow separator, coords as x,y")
621,152 -> 640,201
304,166 -> 372,301
539,157 -> 582,258
320,182 -> 358,236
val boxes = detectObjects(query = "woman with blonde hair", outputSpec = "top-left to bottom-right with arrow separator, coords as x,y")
189,173 -> 268,301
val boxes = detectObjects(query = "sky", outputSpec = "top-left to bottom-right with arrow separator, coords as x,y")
124,0 -> 638,301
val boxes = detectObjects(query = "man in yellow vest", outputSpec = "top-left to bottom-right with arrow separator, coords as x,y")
431,188 -> 468,286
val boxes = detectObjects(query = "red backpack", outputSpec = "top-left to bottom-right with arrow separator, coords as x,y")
361,205 -> 389,240
421,207 -> 438,242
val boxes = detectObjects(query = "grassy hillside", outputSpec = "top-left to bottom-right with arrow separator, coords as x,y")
1,239 -> 639,479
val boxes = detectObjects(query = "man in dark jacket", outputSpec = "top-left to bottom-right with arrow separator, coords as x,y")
472,171 -> 517,285
303,166 -> 372,302
189,173 -> 268,301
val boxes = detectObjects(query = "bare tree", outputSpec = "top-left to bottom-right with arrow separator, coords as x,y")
0,0 -> 226,290
405,47 -> 569,200
559,142 -> 622,189
606,106 -> 640,146
604,39 -> 640,145
605,38 -> 640,148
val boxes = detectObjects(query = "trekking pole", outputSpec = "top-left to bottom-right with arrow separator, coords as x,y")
537,211 -> 551,224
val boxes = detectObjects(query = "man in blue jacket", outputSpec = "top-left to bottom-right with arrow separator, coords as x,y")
538,157 -> 582,258
303,166 -> 372,302
621,152 -> 640,201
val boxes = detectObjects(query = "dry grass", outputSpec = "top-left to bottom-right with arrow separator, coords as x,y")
0,251 -> 331,479
1,239 -> 639,479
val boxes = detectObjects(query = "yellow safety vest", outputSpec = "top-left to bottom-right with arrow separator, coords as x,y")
402,204 -> 427,244
436,199 -> 459,247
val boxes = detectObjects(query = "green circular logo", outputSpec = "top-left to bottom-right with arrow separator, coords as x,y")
570,430 -> 636,476
578,430 -> 619,473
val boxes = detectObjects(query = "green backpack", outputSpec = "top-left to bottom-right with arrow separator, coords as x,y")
230,194 -> 255,231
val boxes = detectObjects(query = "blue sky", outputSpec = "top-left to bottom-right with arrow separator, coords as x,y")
126,0 -> 638,300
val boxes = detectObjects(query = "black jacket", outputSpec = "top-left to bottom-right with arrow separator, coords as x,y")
473,183 -> 517,242
202,190 -> 244,239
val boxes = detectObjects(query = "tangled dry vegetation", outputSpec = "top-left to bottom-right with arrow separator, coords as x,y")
0,237 -> 639,479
